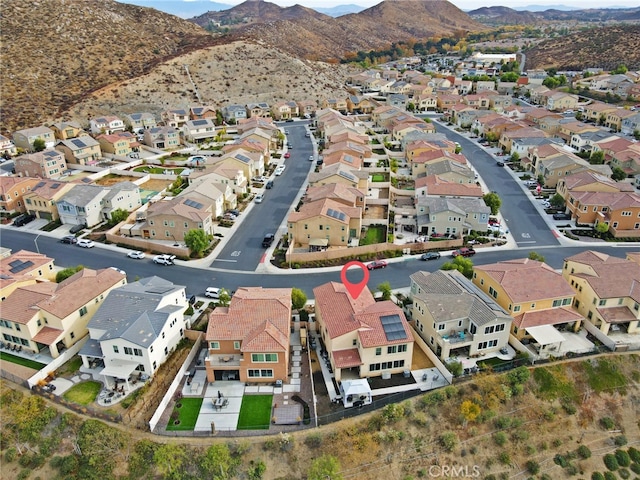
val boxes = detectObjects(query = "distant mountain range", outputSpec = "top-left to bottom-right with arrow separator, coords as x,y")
116,0 -> 365,18
467,5 -> 640,23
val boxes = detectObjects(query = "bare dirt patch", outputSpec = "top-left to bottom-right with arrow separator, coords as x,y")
94,175 -> 140,187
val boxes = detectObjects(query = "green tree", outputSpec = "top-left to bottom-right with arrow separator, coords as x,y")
510,151 -> 520,163
611,167 -> 626,181
550,193 -> 565,208
439,431 -> 459,452
595,222 -> 609,237
612,64 -> 628,74
291,287 -> 307,310
108,208 -> 129,226
247,459 -> 267,480
77,420 -> 127,480
307,455 -> 343,480
200,443 -> 238,479
377,281 -> 392,301
528,251 -> 545,262
441,256 -> 474,279
406,101 -> 416,112
32,138 -> 46,152
590,150 -> 605,165
154,444 -> 187,480
483,192 -> 502,215
184,229 -> 211,257
218,289 -> 231,307
56,265 -> 84,283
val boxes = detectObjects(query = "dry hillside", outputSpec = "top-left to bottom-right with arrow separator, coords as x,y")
525,24 -> 640,71
58,40 -> 354,127
0,0 -> 218,133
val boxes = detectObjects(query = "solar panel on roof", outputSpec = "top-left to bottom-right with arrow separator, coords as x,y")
338,171 -> 356,181
44,150 -> 58,157
192,119 -> 208,126
71,139 -> 86,148
51,183 -> 60,189
380,314 -> 407,341
35,181 -> 46,189
8,260 -> 35,274
183,199 -> 203,209
147,286 -> 173,294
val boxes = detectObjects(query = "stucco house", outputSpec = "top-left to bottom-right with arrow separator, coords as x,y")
14,149 -> 67,179
183,118 -> 217,144
79,276 -> 188,389
90,116 -> 125,135
0,176 -> 40,213
161,109 -> 189,128
50,121 -> 85,140
288,198 -> 362,248
12,126 -> 56,152
55,136 -> 102,165
23,179 -> 75,221
205,287 -> 292,384
123,112 -> 158,132
409,270 -> 512,361
143,126 -> 181,150
0,250 -> 56,302
313,281 -> 414,382
416,196 -> 490,236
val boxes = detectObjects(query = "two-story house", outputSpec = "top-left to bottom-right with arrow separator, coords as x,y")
410,270 -> 512,361
143,126 -> 181,150
50,121 -> 85,140
0,267 -> 126,357
90,116 -> 125,135
0,250 -> 56,302
14,149 -> 66,178
416,196 -> 490,236
137,195 -> 214,240
0,177 -> 40,213
55,136 -> 102,165
313,281 -> 414,382
563,251 -> 640,337
205,287 -> 292,384
97,133 -> 132,157
472,259 -> 582,357
23,179 -> 75,221
123,112 -> 158,133
288,198 -> 362,248
56,184 -> 108,227
161,109 -> 189,128
223,105 -> 248,123
0,134 -> 17,157
12,126 -> 56,151
183,118 -> 217,144
80,276 -> 188,389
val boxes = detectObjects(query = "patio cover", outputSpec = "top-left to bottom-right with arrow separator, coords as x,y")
526,325 -> 565,346
309,238 -> 329,247
32,326 -> 63,345
99,359 -> 139,379
340,379 -> 371,399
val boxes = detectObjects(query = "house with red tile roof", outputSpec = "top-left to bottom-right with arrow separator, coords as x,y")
287,198 -> 362,248
0,267 -> 126,357
304,183 -> 365,208
313,282 -> 414,382
0,250 -> 56,301
472,259 -> 582,356
205,287 -> 292,384
592,192 -> 640,237
410,150 -> 470,178
582,101 -> 619,124
414,175 -> 483,198
0,176 -> 40,213
563,251 -> 640,337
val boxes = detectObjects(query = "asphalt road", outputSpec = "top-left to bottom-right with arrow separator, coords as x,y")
210,121 -> 314,271
0,228 -> 627,303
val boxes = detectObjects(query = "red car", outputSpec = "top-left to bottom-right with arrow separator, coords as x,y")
284,152 -> 290,158
367,260 -> 388,270
452,247 -> 476,258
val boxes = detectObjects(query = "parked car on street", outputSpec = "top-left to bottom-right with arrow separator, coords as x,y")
153,254 -> 176,265
255,193 -> 264,203
367,260 -> 388,270
77,239 -> 95,248
284,152 -> 290,158
60,235 -> 77,244
421,252 -> 441,261
251,176 -> 267,184
12,214 -> 36,227
265,180 -> 274,189
553,212 -> 572,220
262,234 -> 275,247
275,165 -> 285,176
127,250 -> 145,259
496,161 -> 505,167
205,287 -> 223,299
452,247 -> 476,257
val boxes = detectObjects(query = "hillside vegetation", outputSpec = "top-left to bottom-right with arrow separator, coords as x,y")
1,354 -> 639,479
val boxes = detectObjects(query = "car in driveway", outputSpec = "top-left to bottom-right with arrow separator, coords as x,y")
553,212 -> 572,220
452,247 -> 476,257
226,209 -> 240,217
367,260 -> 388,270
12,213 -> 36,227
60,235 -> 77,244
110,267 -> 126,275
262,233 -> 275,247
421,252 -> 441,261
153,254 -> 176,265
77,239 -> 95,248
251,176 -> 267,184
255,193 -> 264,203
524,180 -> 538,187
127,250 -> 145,259
69,224 -> 85,234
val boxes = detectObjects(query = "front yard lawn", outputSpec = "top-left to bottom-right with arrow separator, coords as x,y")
63,381 -> 102,405
167,398 -> 203,431
237,395 -> 273,430
0,351 -> 47,370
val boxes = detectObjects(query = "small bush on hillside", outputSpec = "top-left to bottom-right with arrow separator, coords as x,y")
577,445 -> 592,459
614,435 -> 628,446
604,471 -> 616,480
600,417 -> 616,430
591,472 -> 605,480
493,432 -> 508,446
628,446 -> 640,463
615,449 -> 631,467
603,453 -> 619,471
525,460 -> 540,474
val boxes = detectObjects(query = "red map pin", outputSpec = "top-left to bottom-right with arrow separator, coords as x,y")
340,260 -> 369,300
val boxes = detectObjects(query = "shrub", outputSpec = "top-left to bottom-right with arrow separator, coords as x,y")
577,445 -> 592,459
614,435 -> 628,446
493,432 -> 508,447
618,468 -> 630,479
630,463 -> 640,474
525,460 -> 540,474
603,453 -> 619,471
439,432 -> 458,452
304,433 -> 322,449
604,472 -> 616,480
628,447 -> 640,463
566,463 -> 579,475
498,451 -> 511,465
493,416 -> 511,429
600,417 -> 616,430
412,412 -> 428,427
591,472 -> 604,480
17,470 -> 29,480
554,454 -> 568,468
615,449 -> 631,467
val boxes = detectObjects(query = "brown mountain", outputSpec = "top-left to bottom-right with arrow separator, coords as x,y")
467,5 -> 640,25
524,24 -> 640,71
467,6 -> 540,25
0,0 -> 218,133
194,0 -> 485,61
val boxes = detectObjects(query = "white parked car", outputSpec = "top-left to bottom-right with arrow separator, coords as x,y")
524,180 -> 538,187
274,165 -> 285,176
541,200 -> 551,208
76,239 -> 95,248
127,250 -> 145,259
153,254 -> 176,265
255,193 -> 264,203
109,267 -> 126,275
205,287 -> 225,299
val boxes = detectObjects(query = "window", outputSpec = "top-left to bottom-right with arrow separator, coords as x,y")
234,341 -> 240,350
113,346 -> 119,353
587,311 -> 593,319
488,286 -> 497,299
164,346 -> 168,355
437,324 -> 445,331
153,361 -> 157,370
552,299 -> 562,307
484,325 -> 495,334
0,320 -> 12,329
469,323 -> 477,334
124,347 -> 133,355
209,341 -> 220,350
387,345 -> 397,354
79,306 -> 88,317
70,332 -> 75,339
134,348 -> 142,356
599,299 -> 606,306
352,339 -> 357,346
248,369 -> 273,378
513,305 -> 521,312
252,353 -> 278,363
375,347 -> 382,356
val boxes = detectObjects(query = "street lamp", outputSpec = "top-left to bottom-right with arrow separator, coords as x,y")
34,233 -> 42,254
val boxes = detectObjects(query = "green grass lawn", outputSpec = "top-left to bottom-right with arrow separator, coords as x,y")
133,166 -> 186,174
166,398 -> 203,431
237,395 -> 273,430
0,351 -> 47,370
360,225 -> 386,245
371,173 -> 387,182
63,381 -> 102,405
57,356 -> 83,376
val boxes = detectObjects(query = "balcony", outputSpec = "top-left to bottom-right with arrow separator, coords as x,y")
206,354 -> 242,367
441,330 -> 473,344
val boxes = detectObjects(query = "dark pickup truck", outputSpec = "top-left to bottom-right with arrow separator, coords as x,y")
452,247 -> 476,258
